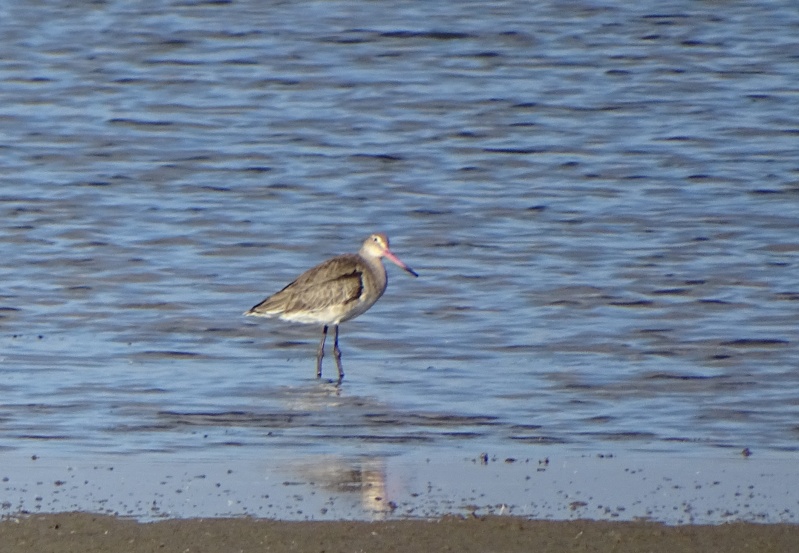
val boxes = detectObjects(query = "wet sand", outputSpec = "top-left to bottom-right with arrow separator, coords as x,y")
1,514 -> 796,553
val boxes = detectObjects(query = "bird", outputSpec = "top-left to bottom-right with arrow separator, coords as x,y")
244,233 -> 418,382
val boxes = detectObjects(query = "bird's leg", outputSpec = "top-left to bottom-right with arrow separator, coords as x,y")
333,324 -> 344,382
316,325 -> 328,378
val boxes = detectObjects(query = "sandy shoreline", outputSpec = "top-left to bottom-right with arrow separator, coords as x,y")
1,513 -> 797,553
2,450 -> 796,552
3,452 -> 796,524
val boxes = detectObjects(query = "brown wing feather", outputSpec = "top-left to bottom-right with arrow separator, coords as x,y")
247,255 -> 364,316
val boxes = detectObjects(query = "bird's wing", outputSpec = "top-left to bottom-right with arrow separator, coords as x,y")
247,255 -> 364,316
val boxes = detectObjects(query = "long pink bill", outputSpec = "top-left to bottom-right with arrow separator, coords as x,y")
384,249 -> 419,277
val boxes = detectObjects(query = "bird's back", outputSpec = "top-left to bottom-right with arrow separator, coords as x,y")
245,254 -> 386,325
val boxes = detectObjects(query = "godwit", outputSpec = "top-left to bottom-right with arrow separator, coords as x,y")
244,233 -> 418,381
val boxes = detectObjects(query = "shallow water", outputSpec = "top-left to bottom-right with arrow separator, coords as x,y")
1,0 -> 798,521
2,451 -> 796,524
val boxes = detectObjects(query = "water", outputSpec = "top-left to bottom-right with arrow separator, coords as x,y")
0,0 -> 798,521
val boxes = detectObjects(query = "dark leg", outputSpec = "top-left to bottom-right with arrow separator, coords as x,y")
316,325 -> 328,378
333,324 -> 344,382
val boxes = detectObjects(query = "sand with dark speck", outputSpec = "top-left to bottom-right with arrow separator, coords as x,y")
1,514 -> 796,553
